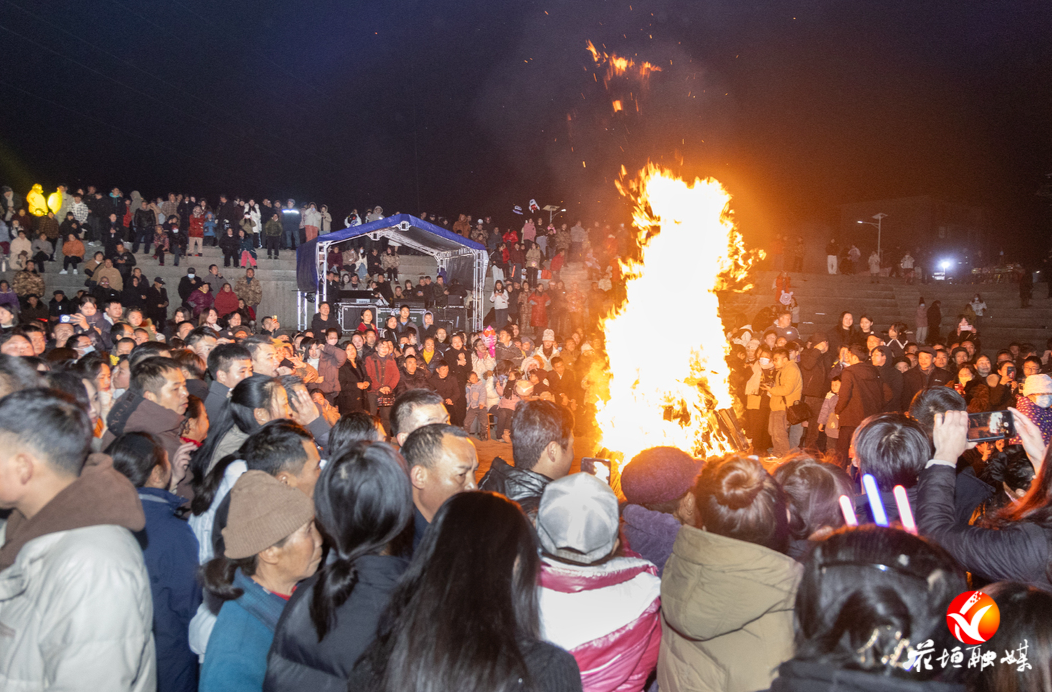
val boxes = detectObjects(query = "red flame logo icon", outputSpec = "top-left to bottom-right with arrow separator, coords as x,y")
946,590 -> 1000,645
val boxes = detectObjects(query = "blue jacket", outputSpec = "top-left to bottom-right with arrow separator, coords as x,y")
136,487 -> 202,692
200,569 -> 288,692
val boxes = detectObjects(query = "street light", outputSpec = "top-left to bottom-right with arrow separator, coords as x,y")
542,204 -> 567,224
857,213 -> 887,260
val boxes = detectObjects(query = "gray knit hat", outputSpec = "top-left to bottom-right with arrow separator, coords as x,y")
222,471 -> 314,559
536,472 -> 619,564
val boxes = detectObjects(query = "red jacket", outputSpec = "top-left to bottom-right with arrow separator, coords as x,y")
186,289 -> 214,318
188,215 -> 205,238
213,289 -> 239,317
530,292 -> 551,327
539,556 -> 662,692
364,354 -> 400,392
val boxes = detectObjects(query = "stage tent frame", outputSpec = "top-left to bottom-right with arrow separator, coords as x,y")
294,214 -> 488,332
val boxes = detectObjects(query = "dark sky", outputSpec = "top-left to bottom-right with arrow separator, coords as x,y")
2,0 -> 1050,249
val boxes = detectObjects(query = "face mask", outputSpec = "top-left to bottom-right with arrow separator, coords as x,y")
759,357 -> 771,367
187,273 -> 195,279
1035,395 -> 1052,409
79,346 -> 95,355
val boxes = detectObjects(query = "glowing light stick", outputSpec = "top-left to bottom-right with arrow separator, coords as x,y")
893,485 -> 917,535
862,473 -> 888,526
838,495 -> 858,527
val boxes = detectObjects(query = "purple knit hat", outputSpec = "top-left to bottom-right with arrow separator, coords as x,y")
621,446 -> 700,506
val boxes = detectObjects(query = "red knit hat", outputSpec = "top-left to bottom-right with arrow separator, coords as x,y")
621,446 -> 701,506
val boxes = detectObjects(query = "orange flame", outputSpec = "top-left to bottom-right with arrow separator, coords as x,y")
595,165 -> 755,464
586,40 -> 662,88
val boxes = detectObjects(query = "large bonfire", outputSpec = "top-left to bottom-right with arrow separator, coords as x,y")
595,165 -> 756,464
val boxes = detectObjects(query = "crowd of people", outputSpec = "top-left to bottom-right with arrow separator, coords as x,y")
727,298 -> 1052,464
4,181 -> 1052,692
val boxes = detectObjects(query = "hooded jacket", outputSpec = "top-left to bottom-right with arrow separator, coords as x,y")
0,455 -> 155,692
835,362 -> 889,428
103,390 -> 187,468
657,525 -> 802,692
539,555 -> 661,692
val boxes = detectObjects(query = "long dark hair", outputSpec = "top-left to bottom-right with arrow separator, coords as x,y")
309,442 -> 412,641
792,526 -> 965,681
356,492 -> 540,692
973,582 -> 1052,692
189,374 -> 281,513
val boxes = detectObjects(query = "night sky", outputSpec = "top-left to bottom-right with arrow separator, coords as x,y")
2,0 -> 1050,252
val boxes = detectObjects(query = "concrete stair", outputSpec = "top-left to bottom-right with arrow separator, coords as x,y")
717,270 -> 1051,352
4,244 -> 301,326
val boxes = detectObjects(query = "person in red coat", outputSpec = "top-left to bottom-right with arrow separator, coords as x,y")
537,473 -> 662,692
213,282 -> 240,318
188,206 -> 205,257
364,339 -> 401,434
530,284 -> 552,333
186,282 -> 214,319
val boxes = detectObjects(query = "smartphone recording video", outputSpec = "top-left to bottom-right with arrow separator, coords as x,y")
967,410 -> 1015,443
580,457 -> 613,486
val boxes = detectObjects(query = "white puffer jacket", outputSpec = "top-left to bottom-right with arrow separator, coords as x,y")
0,524 -> 156,692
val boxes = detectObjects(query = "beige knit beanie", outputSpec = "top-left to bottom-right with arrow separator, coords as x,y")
222,471 -> 314,559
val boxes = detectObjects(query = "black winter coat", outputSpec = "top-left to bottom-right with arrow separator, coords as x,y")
477,457 -> 553,517
834,363 -> 889,428
335,359 -> 369,414
218,232 -> 240,254
771,659 -> 964,692
264,554 -> 408,692
310,313 -> 340,336
799,347 -> 831,398
917,464 -> 1051,587
902,366 -> 953,408
178,275 -> 204,303
394,367 -> 432,395
432,373 -> 462,404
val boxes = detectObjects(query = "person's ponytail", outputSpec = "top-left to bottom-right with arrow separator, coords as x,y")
309,551 -> 361,641
307,441 -> 413,641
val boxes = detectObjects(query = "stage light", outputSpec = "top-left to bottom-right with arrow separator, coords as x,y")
939,259 -> 952,270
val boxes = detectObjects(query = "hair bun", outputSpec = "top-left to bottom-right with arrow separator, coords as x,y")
715,461 -> 765,510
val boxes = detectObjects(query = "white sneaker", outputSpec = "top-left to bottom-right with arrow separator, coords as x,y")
73,269 -> 78,275
60,269 -> 68,275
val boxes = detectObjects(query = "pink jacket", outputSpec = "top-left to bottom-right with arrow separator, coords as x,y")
538,555 -> 662,692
